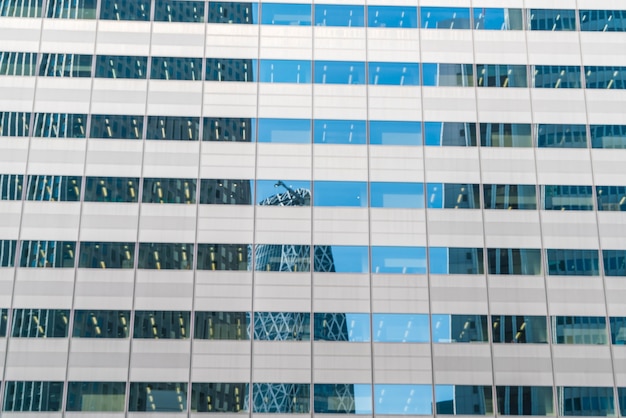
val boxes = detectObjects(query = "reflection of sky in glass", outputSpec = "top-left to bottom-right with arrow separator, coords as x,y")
373,313 -> 430,342
368,6 -> 418,28
313,181 -> 367,207
325,246 -> 368,273
314,120 -> 366,144
375,384 -> 433,415
257,118 -> 310,143
368,62 -> 419,86
421,7 -> 470,29
429,247 -> 449,274
371,246 -> 426,274
314,61 -> 366,84
424,122 -> 444,146
427,183 -> 444,208
431,314 -> 452,342
474,8 -> 522,30
259,60 -> 311,83
261,3 -> 311,26
314,313 -> 371,341
369,121 -> 422,145
354,384 -> 373,414
315,4 -> 365,27
346,313 -> 370,341
256,180 -> 310,204
370,182 -> 424,208
422,63 -> 439,86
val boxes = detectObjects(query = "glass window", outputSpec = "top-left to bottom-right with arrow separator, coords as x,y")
78,242 -> 135,269
585,66 -> 626,89
259,59 -> 311,83
46,0 -> 96,18
0,240 -> 17,267
620,388 -> 626,417
199,179 -> 253,205
542,185 -> 593,210
146,116 -> 200,141
39,53 -> 91,77
314,313 -> 370,342
254,244 -> 310,272
596,186 -> 626,211
313,181 -> 367,207
537,124 -> 587,148
11,309 -> 69,337
0,51 -> 37,76
529,9 -> 577,31
3,381 -> 63,411
314,61 -> 366,85
371,246 -> 426,274
256,180 -> 310,206
194,311 -> 250,340
314,245 -> 368,273
66,382 -> 125,411
314,119 -> 366,145
591,125 -> 626,149
425,122 -> 476,146
480,123 -> 532,147
552,316 -> 608,344
487,248 -> 542,275
206,57 -> 256,82
203,117 -> 254,142
191,382 -> 249,412
436,385 -> 493,415
128,382 -> 187,411
484,184 -> 537,210
197,243 -> 251,271
609,317 -> 626,344
0,174 -> 23,200
0,308 -> 7,336
558,387 -> 615,416
313,384 -> 372,414
142,178 -> 196,204
261,3 -> 310,26
253,312 -> 310,341
32,113 -> 86,138
95,55 -> 147,79
496,386 -> 554,415
315,4 -> 364,27
0,0 -> 43,17
533,65 -> 582,89
368,6 -> 417,28
603,250 -> 626,277
100,0 -> 150,21
207,1 -> 258,24
547,249 -> 599,276
369,120 -> 421,145
423,63 -> 474,87
154,0 -> 204,22
133,311 -> 190,339
90,115 -> 143,139
580,10 -> 626,32
20,240 -> 76,268
421,7 -> 471,29
252,383 -> 310,413
474,8 -> 523,30
430,248 -> 484,275
427,183 -> 480,209
0,112 -> 30,137
137,242 -> 193,270
477,64 -> 528,87
72,310 -> 130,338
26,175 -> 81,201
258,118 -> 311,143
492,315 -> 548,343
151,56 -> 202,80
368,62 -> 419,86
372,313 -> 429,343
370,182 -> 424,208
84,177 -> 139,202
432,314 -> 488,343
377,384 -> 433,414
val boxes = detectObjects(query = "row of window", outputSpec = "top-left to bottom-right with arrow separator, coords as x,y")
4,381 -> 621,416
3,53 -> 624,91
1,309 -> 624,345
2,0 -> 625,33
2,113 -> 626,150
0,241 -> 624,277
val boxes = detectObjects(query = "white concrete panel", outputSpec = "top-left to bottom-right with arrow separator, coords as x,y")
527,32 -> 582,65
129,340 -> 191,381
419,30 -> 474,63
5,338 -> 68,380
134,270 -> 194,311
552,345 -> 614,387
476,89 -> 532,123
531,89 -> 587,124
0,269 -> 15,307
546,277 -> 607,316
371,275 -> 429,314
426,210 -> 484,248
586,90 -> 626,125
13,269 -> 74,308
605,277 -> 626,317
90,79 -> 148,116
313,144 -> 368,181
578,0 -> 626,8
580,32 -> 626,67
313,84 -> 367,120
430,275 -> 488,314
370,209 -> 427,247
67,339 -> 130,381
535,149 -> 593,185
598,213 -> 626,250
257,143 -> 312,180
0,201 -> 22,239
313,207 -> 369,245
151,22 -> 205,58
253,272 -> 311,312
200,142 -> 255,179
540,211 -> 599,249
592,149 -> 626,186
423,147 -> 480,183
27,138 -> 87,175
422,87 -> 477,122
313,273 -> 370,312
368,86 -> 421,121
253,341 -> 311,382
80,202 -> 139,243
191,341 -> 251,382
95,20 -> 151,56
142,140 -> 200,179
259,26 -> 312,60
480,147 -> 537,184
147,80 -> 203,117
313,342 -> 371,384
367,29 -> 420,63
138,204 -> 196,243
20,201 -> 81,241
0,76 -> 36,111
369,146 -> 424,182
84,138 -> 143,178
203,82 -> 258,118
0,18 -> 41,52
614,348 -> 626,387
473,30 -> 527,64
488,276 -> 548,315
314,27 -> 366,62
374,343 -> 432,384
258,84 -> 312,119
74,269 -> 135,310
197,205 -> 254,244
206,24 -> 258,58
255,206 -> 311,245
40,19 -> 96,54
524,0 -> 577,8
0,139 -> 28,172
483,210 -> 542,249
432,344 -> 493,384
194,271 -> 253,312
492,345 -> 554,386
33,77 -> 92,113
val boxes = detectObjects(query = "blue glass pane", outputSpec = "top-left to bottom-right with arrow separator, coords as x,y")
208,2 -> 258,24
425,122 -> 477,146
206,58 -> 256,82
368,6 -> 417,28
259,59 -> 311,83
537,124 -> 587,148
253,312 -> 310,340
256,180 -> 310,205
261,3 -> 310,26
533,65 -> 581,89
368,62 -> 419,86
370,182 -> 424,208
314,61 -> 366,85
430,247 -> 484,274
558,386 -> 614,416
375,385 -> 432,414
585,66 -> 626,89
474,8 -> 523,30
257,119 -> 310,143
530,9 -> 577,31
314,181 -> 367,207
580,10 -> 626,32
609,317 -> 626,344
497,386 -> 555,415
369,121 -> 421,145
421,7 -> 471,29
436,385 -> 493,414
314,4 -> 364,27
313,384 -> 372,414
603,250 -> 626,277
314,313 -> 370,342
313,120 -> 366,144
427,183 -> 480,209
591,125 -> 626,149
547,249 -> 599,276
432,315 -> 489,343
315,246 -> 368,273
373,313 -> 429,342
543,185 -> 593,210
371,246 -> 426,274
492,315 -> 548,343
423,63 -> 474,87
252,383 -> 310,413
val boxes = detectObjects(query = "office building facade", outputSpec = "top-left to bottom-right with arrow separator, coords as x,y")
1,0 -> 626,415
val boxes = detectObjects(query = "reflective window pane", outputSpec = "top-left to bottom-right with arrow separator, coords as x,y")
95,55 -> 148,79
425,122 -> 477,146
261,3 -> 310,26
208,1 -> 257,24
377,384 -> 432,414
84,176 -> 139,202
203,117 -> 254,142
480,123 -> 532,147
603,250 -> 626,277
151,56 -> 202,80
547,249 -> 599,276
199,179 -> 253,205
26,175 -> 80,201
370,182 -> 424,208
314,313 -> 370,342
609,317 -> 626,344
0,51 -> 37,76
436,385 -> 493,415
137,243 -> 193,270
3,381 -> 63,411
11,309 -> 69,337
477,64 -> 528,87
0,174 -> 23,200
558,387 -> 615,416
32,113 -> 86,138
580,10 -> 626,32
252,383 -> 310,413
154,0 -> 204,22
368,62 -> 419,86
259,59 -> 311,83
197,243 -> 251,271
257,180 -> 310,206
313,119 -> 366,144
142,178 -> 196,204
206,57 -> 255,82
133,311 -> 190,339
368,6 -> 417,28
427,183 -> 480,209
487,248 -> 542,275
596,186 -> 626,211
423,63 -> 474,87
0,308 -> 6,336
314,245 -> 368,273
529,9 -> 577,31
315,4 -> 364,27
432,314 -> 488,343
194,311 -> 250,340
585,66 -> 626,89
484,184 -> 537,210
0,112 -> 30,136
259,118 -> 311,143
533,65 -> 581,89
314,61 -> 366,85
591,125 -> 626,149
552,316 -> 608,344
474,8 -> 523,30
100,0 -> 150,21
46,0 -> 96,18
66,382 -> 126,411
421,7 -> 471,29
254,244 -> 310,272
496,386 -> 555,416
430,248 -> 484,274
253,312 -> 310,341
90,115 -> 143,139
537,124 -> 587,148
72,310 -> 130,338
0,0 -> 43,17
128,382 -> 187,411
372,313 -> 429,343
191,382 -> 249,412
369,120 -> 421,145
79,242 -> 135,269
314,181 -> 367,207
0,240 -> 17,267
542,185 -> 594,211
492,316 -> 548,343
20,240 -> 76,268
39,53 -> 92,77
313,384 -> 372,414
371,246 -> 426,274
